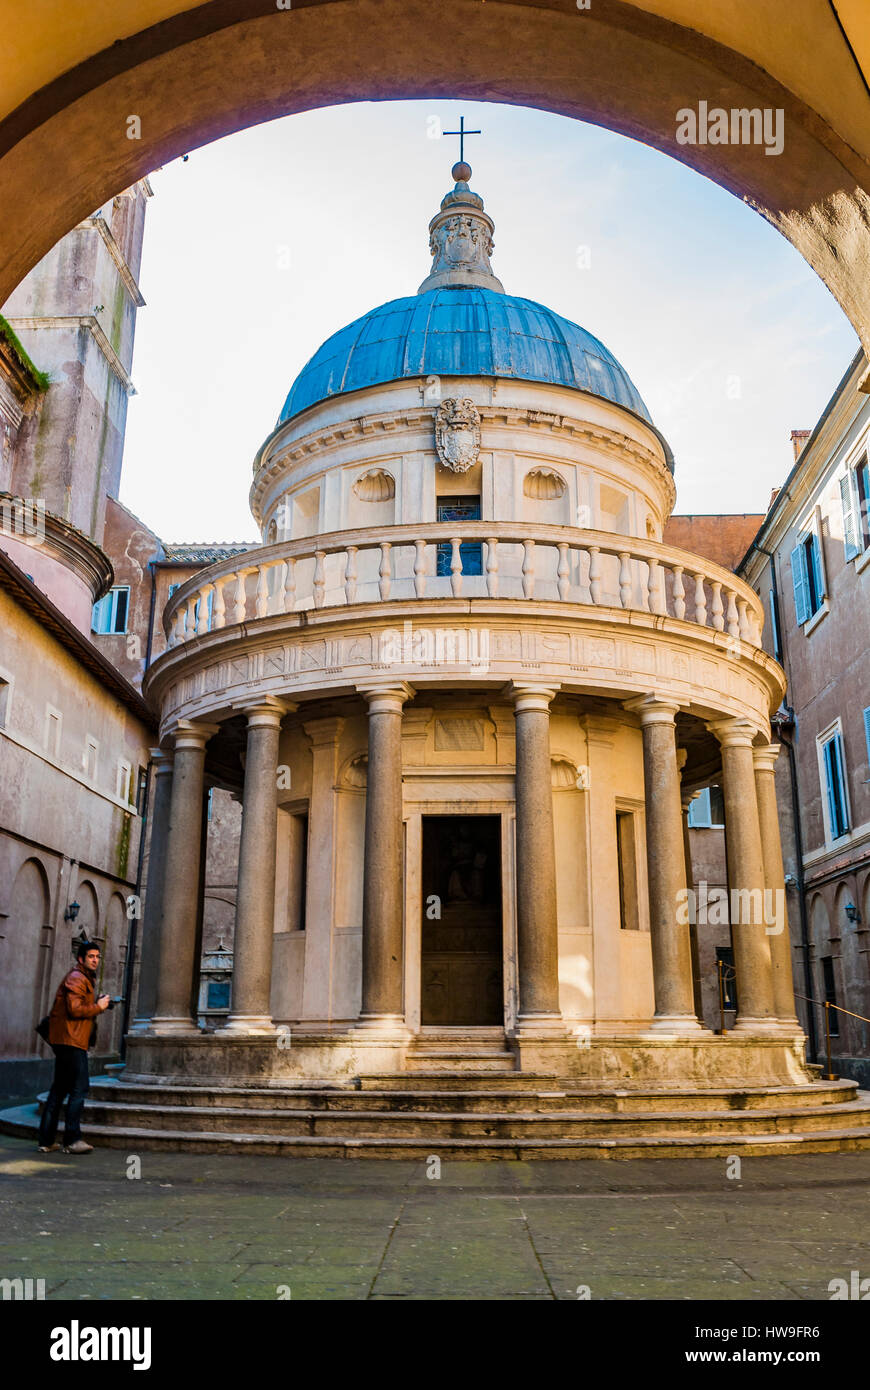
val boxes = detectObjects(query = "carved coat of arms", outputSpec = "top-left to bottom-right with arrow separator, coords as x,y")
434,397 -> 481,473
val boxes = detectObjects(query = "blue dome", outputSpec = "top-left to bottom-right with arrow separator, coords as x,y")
277,287 -> 651,427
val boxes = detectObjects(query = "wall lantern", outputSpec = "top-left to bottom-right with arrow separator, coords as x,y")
64,901 -> 80,922
844,902 -> 861,925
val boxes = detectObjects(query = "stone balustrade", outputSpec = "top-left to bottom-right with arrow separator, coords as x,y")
163,522 -> 764,650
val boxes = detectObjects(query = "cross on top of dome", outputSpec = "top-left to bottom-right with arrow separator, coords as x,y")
443,114 -> 481,178
418,122 -> 504,295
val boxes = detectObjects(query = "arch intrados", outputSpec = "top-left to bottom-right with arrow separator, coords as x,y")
1,1 -> 870,363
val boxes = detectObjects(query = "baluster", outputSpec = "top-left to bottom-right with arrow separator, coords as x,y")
588,545 -> 602,604
345,546 -> 358,604
737,596 -> 750,641
185,595 -> 197,639
672,565 -> 685,620
169,604 -> 182,647
449,537 -> 462,597
283,556 -> 296,612
485,537 -> 499,597
313,550 -> 326,608
693,572 -> 707,626
255,565 -> 269,619
557,542 -> 570,600
233,569 -> 247,625
711,580 -> 724,631
196,586 -> 211,635
414,539 -> 426,598
645,558 -> 659,613
267,563 -> 283,616
379,542 -> 392,600
618,552 -> 632,608
726,589 -> 740,638
522,539 -> 535,599
212,578 -> 226,630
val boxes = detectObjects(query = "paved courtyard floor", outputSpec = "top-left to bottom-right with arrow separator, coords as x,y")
1,1132 -> 868,1300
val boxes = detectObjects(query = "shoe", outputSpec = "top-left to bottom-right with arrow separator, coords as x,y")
62,1140 -> 94,1154
37,1143 -> 60,1153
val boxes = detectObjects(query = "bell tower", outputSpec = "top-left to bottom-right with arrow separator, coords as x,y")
1,179 -> 152,546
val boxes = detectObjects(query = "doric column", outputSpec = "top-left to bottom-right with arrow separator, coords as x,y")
510,682 -> 562,1029
708,718 -> 778,1031
300,715 -> 344,1021
131,748 -> 174,1028
151,720 -> 217,1034
625,696 -> 702,1031
680,785 -> 705,1022
753,743 -> 800,1026
357,682 -> 413,1026
222,700 -> 287,1033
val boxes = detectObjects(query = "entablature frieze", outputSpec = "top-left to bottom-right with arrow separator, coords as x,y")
147,604 -> 782,746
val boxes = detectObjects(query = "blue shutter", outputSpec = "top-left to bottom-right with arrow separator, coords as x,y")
791,543 -> 810,624
841,474 -> 861,561
91,594 -> 110,634
823,739 -> 840,838
832,734 -> 849,836
864,707 -> 870,766
768,588 -> 781,660
808,533 -> 825,607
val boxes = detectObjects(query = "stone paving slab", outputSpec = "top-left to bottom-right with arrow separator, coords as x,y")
1,1134 -> 868,1300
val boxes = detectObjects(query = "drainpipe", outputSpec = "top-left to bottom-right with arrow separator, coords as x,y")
749,540 -> 817,1063
119,558 -> 158,1059
777,717 -> 817,1063
119,757 -> 151,1059
144,559 -> 158,670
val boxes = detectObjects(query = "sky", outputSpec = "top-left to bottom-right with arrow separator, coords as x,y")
120,99 -> 859,543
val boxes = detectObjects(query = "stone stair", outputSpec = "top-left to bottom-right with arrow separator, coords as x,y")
405,1028 -> 516,1073
3,1075 -> 870,1159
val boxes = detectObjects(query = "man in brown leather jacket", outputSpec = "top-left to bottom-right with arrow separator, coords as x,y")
38,941 -> 109,1154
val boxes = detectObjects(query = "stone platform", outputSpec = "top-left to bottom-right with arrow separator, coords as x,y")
119,1026 -> 817,1089
4,1072 -> 870,1160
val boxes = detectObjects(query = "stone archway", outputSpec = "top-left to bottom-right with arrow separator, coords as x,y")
1,0 -> 870,364
0,858 -> 50,1056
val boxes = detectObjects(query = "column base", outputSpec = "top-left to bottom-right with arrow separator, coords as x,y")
219,1015 -> 277,1035
513,1013 -> 565,1039
148,1015 -> 200,1035
354,1013 -> 410,1038
732,1015 -> 785,1034
648,1013 -> 707,1034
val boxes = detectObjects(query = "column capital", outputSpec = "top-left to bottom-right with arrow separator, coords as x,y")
752,742 -> 781,775
623,693 -> 682,725
681,787 -> 701,813
233,696 -> 292,729
149,747 -> 174,773
357,680 -> 414,714
167,718 -> 220,751
506,681 -> 560,714
707,717 -> 760,749
303,715 -> 345,746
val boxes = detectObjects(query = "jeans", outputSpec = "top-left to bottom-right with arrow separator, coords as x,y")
38,1045 -> 90,1146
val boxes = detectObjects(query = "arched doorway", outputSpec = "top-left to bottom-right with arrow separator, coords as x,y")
1,1 -> 869,361
0,858 -> 50,1056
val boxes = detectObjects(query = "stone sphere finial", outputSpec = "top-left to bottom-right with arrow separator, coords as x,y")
452,160 -> 472,184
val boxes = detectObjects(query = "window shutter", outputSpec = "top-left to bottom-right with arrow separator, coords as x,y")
832,733 -> 849,835
812,508 -> 828,598
840,474 -> 861,561
864,707 -> 870,766
809,532 -> 825,606
823,739 -> 840,838
791,543 -> 810,624
768,588 -> 781,660
91,594 -> 109,634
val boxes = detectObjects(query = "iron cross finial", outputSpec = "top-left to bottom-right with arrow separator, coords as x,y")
443,115 -> 481,167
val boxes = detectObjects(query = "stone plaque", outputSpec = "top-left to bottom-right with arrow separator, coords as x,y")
434,718 -> 485,752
